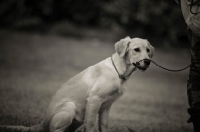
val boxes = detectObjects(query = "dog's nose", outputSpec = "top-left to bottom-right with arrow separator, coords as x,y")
144,59 -> 151,66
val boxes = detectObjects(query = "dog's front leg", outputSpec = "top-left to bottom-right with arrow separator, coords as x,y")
98,105 -> 111,132
84,95 -> 102,132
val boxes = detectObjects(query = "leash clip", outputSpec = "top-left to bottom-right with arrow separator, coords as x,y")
119,75 -> 126,80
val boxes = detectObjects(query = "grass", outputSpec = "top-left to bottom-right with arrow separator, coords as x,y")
0,29 -> 193,132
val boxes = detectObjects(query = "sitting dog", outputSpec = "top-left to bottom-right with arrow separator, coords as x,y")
0,37 -> 154,132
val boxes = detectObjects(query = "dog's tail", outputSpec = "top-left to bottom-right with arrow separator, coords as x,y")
0,122 -> 44,132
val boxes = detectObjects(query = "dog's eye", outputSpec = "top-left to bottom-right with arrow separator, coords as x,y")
147,48 -> 150,53
134,48 -> 140,52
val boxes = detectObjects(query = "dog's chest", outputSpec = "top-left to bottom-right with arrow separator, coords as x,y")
118,81 -> 127,93
100,86 -> 125,111
104,82 -> 126,103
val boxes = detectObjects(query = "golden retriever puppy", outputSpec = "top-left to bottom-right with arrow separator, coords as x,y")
0,37 -> 154,132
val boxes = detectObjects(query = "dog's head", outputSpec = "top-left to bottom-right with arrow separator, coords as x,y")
115,36 -> 155,71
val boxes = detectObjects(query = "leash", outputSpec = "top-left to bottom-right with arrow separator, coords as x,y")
134,59 -> 191,72
190,0 -> 200,15
111,56 -> 136,80
111,57 -> 192,80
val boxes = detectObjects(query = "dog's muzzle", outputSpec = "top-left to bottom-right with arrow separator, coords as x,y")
132,59 -> 151,71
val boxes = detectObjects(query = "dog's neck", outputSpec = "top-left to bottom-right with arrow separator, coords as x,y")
112,53 -> 136,80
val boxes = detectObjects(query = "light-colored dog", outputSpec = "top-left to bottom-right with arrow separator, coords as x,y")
0,37 -> 154,132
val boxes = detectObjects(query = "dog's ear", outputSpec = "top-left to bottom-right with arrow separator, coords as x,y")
115,36 -> 131,58
147,40 -> 155,58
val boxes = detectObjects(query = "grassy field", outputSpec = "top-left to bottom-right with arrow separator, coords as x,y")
0,30 -> 193,132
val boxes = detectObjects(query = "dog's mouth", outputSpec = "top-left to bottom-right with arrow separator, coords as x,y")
132,62 -> 149,71
137,66 -> 148,71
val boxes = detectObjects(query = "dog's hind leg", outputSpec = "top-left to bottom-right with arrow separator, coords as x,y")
49,102 -> 76,132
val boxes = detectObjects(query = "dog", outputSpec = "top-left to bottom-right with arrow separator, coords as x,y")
0,37 -> 154,132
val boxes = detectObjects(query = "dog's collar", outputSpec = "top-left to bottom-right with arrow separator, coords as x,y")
111,55 -> 136,80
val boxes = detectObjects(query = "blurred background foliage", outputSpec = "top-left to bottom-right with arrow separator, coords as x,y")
0,0 -> 188,47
